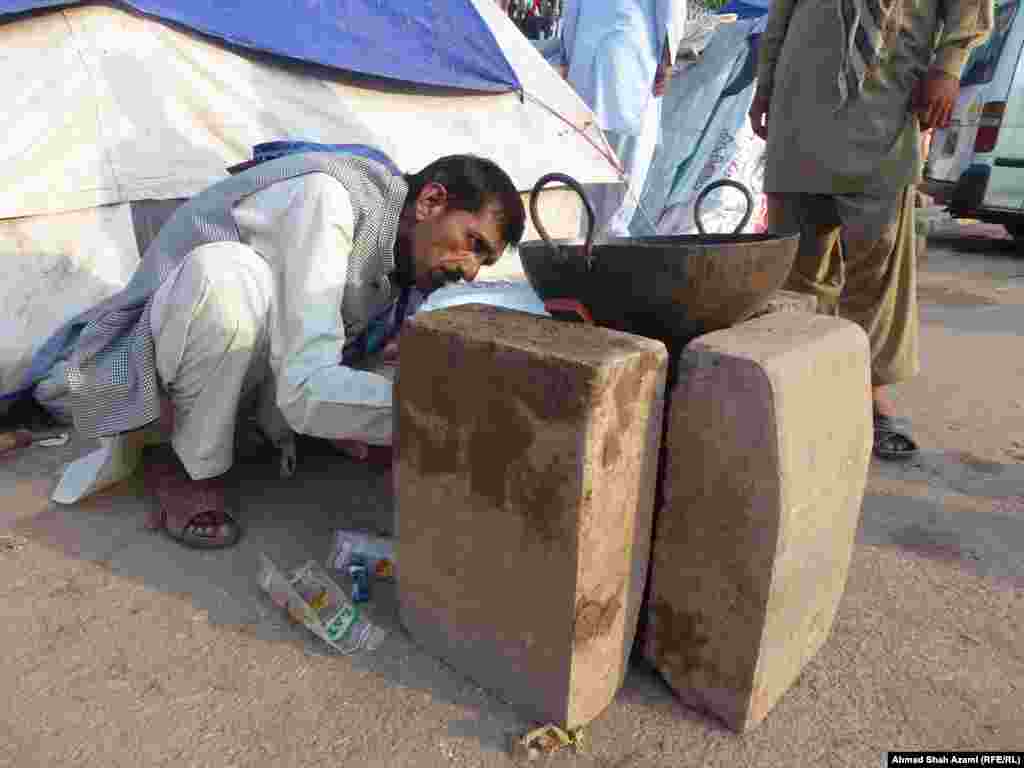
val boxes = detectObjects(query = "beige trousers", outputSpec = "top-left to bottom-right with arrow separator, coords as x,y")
768,187 -> 919,386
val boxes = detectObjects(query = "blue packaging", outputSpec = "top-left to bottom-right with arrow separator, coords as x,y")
349,560 -> 370,603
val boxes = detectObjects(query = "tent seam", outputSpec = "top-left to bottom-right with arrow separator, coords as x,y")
61,8 -> 122,202
521,91 -> 623,177
523,90 -> 661,227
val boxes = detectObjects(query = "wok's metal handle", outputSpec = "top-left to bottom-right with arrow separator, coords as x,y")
529,172 -> 596,269
694,179 -> 754,235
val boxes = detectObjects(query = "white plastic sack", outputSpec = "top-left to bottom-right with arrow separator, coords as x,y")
639,19 -> 753,230
657,118 -> 768,236
640,18 -> 770,237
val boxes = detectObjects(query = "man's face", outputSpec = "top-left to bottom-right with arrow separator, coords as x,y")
409,182 -> 506,294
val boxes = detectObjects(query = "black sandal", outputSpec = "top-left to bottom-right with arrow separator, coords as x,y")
873,412 -> 919,461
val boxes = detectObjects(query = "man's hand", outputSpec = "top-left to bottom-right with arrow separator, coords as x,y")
332,438 -> 370,461
749,94 -> 770,140
380,338 -> 400,363
331,439 -> 394,467
653,64 -> 670,97
913,70 -> 960,131
652,44 -> 673,97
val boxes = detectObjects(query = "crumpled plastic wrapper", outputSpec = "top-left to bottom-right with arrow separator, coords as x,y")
258,554 -> 388,654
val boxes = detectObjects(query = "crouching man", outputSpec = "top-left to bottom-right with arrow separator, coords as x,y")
29,152 -> 525,549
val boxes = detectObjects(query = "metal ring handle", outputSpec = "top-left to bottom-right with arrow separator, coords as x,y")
694,179 -> 754,235
528,172 -> 597,268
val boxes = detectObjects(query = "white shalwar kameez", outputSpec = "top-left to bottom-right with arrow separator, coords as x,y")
51,173 -> 403,500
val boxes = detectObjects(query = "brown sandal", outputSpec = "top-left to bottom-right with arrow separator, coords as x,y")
144,453 -> 242,549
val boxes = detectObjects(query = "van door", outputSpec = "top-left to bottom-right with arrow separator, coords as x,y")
927,83 -> 988,186
986,14 -> 1024,209
926,0 -> 1020,196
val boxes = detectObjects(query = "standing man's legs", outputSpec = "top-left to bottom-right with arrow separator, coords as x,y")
834,187 -> 919,392
835,187 -> 919,459
770,193 -> 844,314
148,241 -> 274,546
771,188 -> 920,458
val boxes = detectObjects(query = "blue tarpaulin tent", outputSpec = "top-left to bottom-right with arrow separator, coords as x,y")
718,0 -> 770,19
0,0 -> 521,92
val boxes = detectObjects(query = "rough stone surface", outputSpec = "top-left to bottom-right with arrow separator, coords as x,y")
743,289 -> 818,321
643,312 -> 872,732
396,304 -> 668,729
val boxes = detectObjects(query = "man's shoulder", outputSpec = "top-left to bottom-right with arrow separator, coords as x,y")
306,155 -> 407,220
230,151 -> 401,203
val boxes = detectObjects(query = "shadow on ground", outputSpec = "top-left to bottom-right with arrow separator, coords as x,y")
9,435 -> 396,634
928,231 -> 1019,257
920,299 -> 1024,336
4,424 -> 1022,760
863,451 -> 1024,588
2,433 -> 706,755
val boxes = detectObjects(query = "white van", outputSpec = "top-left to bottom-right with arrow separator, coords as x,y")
924,0 -> 1024,239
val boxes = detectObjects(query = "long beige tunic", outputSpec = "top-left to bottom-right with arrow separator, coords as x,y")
757,0 -> 994,195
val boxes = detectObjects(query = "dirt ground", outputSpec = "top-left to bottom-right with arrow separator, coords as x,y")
1,220 -> 1022,768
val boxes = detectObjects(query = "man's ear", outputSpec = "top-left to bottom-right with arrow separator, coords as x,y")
415,182 -> 449,222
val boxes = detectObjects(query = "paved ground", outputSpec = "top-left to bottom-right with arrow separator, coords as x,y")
2,218 -> 1022,767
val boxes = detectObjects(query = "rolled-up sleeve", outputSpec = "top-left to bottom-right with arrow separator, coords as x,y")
932,0 -> 995,79
257,174 -> 395,445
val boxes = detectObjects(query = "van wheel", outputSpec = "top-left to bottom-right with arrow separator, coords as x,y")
1004,224 -> 1024,257
1003,221 -> 1024,242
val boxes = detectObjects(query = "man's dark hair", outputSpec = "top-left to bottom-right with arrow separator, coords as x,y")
404,155 -> 526,248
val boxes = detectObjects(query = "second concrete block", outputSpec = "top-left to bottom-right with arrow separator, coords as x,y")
643,312 -> 872,731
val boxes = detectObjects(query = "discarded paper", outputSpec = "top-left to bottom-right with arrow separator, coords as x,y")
509,724 -> 586,762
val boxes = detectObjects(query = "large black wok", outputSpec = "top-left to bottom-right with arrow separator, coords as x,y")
519,174 -> 800,347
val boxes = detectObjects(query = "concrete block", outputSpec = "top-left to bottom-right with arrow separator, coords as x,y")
743,289 -> 818,321
643,312 -> 872,732
396,304 -> 667,729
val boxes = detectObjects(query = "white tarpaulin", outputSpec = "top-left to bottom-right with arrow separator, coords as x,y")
0,203 -> 140,393
638,16 -> 770,236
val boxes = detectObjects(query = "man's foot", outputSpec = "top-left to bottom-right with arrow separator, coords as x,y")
873,411 -> 919,460
872,389 -> 918,460
144,450 -> 241,549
